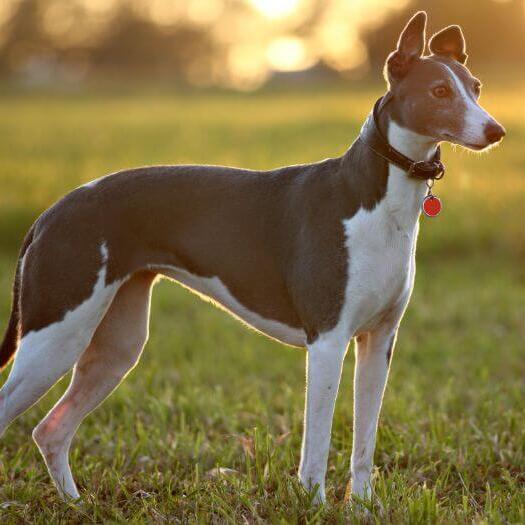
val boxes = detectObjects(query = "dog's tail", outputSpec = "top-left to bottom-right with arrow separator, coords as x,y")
0,226 -> 35,372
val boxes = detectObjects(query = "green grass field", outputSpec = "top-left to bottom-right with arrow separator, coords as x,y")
0,84 -> 524,524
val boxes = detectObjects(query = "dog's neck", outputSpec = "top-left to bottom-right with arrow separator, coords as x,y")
377,106 -> 439,231
375,97 -> 439,162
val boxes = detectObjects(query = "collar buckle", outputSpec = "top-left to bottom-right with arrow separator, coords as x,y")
408,160 -> 445,181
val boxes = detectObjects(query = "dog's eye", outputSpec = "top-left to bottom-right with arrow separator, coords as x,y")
432,86 -> 450,98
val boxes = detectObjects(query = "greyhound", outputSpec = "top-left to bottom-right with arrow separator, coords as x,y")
0,12 -> 505,503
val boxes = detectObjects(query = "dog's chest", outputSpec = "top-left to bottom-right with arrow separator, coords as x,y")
341,179 -> 421,332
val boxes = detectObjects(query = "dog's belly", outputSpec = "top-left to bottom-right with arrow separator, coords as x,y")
153,265 -> 307,348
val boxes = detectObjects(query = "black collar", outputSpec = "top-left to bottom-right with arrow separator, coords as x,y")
359,96 -> 445,181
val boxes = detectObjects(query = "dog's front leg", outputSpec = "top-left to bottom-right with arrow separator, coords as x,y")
299,333 -> 348,503
349,326 -> 397,501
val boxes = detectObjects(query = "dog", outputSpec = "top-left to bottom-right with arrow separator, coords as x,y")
0,11 -> 505,503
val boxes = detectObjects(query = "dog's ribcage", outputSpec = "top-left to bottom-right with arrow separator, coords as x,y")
155,161 -> 424,347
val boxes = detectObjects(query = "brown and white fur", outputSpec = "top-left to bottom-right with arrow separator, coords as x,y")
0,12 -> 505,503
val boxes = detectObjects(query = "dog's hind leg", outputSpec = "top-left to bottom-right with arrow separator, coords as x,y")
0,256 -> 121,439
32,271 -> 155,499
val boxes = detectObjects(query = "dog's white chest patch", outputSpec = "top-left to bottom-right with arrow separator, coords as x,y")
341,169 -> 423,332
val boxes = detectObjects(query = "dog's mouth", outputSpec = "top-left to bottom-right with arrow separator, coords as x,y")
442,134 -> 492,151
462,141 -> 488,151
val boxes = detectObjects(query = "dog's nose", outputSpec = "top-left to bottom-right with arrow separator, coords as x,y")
484,121 -> 506,144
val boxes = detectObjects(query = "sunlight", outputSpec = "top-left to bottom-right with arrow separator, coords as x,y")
266,37 -> 316,72
137,0 -> 184,26
249,0 -> 300,19
77,0 -> 118,14
187,0 -> 224,25
227,43 -> 270,90
0,0 -> 22,43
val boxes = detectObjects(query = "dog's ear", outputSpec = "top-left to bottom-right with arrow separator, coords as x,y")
429,25 -> 468,64
385,11 -> 427,82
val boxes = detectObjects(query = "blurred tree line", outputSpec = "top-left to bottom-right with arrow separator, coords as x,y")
0,0 -> 223,85
364,0 -> 525,71
0,0 -> 523,89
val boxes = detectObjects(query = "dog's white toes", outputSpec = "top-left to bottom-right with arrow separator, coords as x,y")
344,484 -> 385,520
59,487 -> 81,501
298,477 -> 326,506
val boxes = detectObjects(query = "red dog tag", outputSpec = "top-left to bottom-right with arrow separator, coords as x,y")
422,194 -> 442,217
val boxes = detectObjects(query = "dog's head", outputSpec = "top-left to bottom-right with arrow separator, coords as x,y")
384,11 -> 505,151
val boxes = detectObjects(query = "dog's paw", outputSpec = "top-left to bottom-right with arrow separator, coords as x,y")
344,480 -> 384,520
298,475 -> 326,506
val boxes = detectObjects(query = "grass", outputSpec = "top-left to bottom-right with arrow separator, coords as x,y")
0,83 -> 524,523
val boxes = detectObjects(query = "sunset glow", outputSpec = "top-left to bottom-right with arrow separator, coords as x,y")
249,0 -> 301,19
266,37 -> 316,72
4,0 -> 518,90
